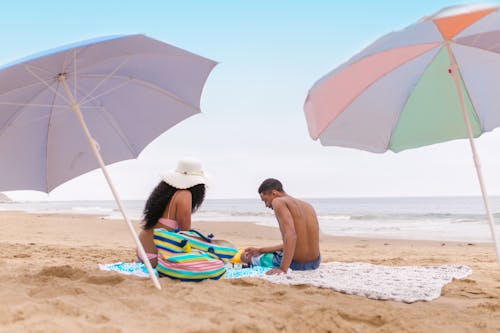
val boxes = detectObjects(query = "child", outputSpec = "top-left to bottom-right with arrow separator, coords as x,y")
230,249 -> 282,268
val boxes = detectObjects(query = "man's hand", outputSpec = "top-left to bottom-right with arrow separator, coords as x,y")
243,247 -> 260,258
266,268 -> 287,275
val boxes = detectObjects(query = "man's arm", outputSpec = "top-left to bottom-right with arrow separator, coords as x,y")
243,244 -> 283,258
258,244 -> 284,253
269,199 -> 296,274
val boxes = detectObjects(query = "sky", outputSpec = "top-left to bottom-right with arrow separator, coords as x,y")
2,0 -> 500,201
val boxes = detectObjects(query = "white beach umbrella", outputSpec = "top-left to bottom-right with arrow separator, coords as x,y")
304,4 -> 500,266
0,34 -> 217,288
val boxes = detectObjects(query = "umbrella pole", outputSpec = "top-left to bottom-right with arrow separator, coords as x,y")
58,75 -> 162,289
446,45 -> 500,267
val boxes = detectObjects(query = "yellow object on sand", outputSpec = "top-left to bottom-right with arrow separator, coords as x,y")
230,249 -> 244,264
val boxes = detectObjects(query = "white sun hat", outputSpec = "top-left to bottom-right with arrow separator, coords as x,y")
161,158 -> 209,189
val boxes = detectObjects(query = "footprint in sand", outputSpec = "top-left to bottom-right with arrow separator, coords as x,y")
85,275 -> 125,286
85,313 -> 111,324
477,302 -> 500,312
13,253 -> 31,258
337,310 -> 387,327
227,279 -> 259,287
28,285 -> 85,298
39,265 -> 86,280
272,290 -> 287,297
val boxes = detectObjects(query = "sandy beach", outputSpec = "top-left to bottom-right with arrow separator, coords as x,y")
0,211 -> 499,333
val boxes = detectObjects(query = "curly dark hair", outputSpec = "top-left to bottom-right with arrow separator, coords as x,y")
142,181 -> 206,230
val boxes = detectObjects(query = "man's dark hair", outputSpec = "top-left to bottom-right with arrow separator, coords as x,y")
258,178 -> 284,194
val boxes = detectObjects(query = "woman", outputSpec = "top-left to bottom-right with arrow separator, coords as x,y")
138,158 -> 208,266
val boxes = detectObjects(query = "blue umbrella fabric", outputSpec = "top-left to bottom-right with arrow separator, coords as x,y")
0,34 -> 216,192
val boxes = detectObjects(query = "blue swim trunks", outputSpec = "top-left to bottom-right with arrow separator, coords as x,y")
257,251 -> 321,271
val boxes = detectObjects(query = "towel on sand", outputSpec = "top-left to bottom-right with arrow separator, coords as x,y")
98,261 -> 471,303
258,262 -> 472,303
98,262 -> 268,279
98,262 -> 158,278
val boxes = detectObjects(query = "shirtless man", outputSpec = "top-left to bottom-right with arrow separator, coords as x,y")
244,178 -> 320,275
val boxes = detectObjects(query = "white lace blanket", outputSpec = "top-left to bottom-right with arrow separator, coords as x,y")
260,262 -> 472,303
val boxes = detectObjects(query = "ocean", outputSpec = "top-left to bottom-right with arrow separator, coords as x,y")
1,196 -> 499,243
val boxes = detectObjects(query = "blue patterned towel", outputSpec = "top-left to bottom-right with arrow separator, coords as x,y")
99,262 -> 269,279
224,266 -> 271,278
98,262 -> 158,278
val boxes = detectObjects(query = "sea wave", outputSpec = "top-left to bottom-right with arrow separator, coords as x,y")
323,213 -> 492,224
1,197 -> 498,242
317,215 -> 351,221
72,206 -> 114,213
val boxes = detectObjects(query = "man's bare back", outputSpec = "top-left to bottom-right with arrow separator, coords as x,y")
276,196 -> 320,262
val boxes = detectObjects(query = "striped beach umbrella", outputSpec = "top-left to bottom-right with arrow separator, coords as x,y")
304,4 -> 500,266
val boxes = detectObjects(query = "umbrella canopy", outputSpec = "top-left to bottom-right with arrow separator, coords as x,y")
305,4 -> 500,152
0,34 -> 216,192
0,34 -> 217,288
304,4 -> 500,265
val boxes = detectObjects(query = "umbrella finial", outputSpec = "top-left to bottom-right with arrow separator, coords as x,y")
57,72 -> 67,80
